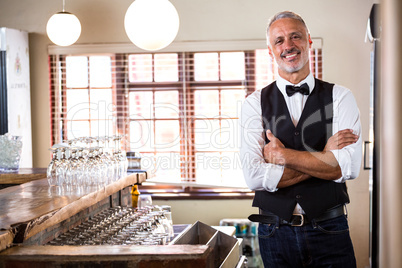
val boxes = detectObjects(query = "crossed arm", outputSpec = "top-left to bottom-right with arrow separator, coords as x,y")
264,129 -> 359,188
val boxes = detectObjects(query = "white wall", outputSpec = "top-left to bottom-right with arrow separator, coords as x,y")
0,0 -> 379,267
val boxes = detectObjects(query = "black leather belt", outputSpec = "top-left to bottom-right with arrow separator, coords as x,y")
248,205 -> 345,227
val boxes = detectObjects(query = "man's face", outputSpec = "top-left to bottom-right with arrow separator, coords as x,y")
268,18 -> 311,75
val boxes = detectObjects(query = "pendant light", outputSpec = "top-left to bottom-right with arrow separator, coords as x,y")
124,0 -> 180,51
46,0 -> 81,46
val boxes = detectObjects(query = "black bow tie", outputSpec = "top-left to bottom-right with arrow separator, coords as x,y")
285,83 -> 310,96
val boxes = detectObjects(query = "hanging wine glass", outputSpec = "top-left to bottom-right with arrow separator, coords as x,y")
86,147 -> 96,187
74,147 -> 86,191
111,136 -> 121,181
99,136 -> 114,185
62,140 -> 74,188
67,147 -> 79,188
80,138 -> 91,188
55,147 -> 67,186
47,148 -> 58,186
93,147 -> 105,188
84,137 -> 98,187
115,135 -> 127,180
120,135 -> 128,179
63,147 -> 73,189
119,150 -> 128,179
113,135 -> 128,180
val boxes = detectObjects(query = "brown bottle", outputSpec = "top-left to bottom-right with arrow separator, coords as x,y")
131,184 -> 140,208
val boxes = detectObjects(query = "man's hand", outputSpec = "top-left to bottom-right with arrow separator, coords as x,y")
263,130 -> 285,165
263,129 -> 311,187
324,129 -> 359,151
263,128 -> 359,182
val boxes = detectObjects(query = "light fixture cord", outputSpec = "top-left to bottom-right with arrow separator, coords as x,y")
62,0 -> 65,12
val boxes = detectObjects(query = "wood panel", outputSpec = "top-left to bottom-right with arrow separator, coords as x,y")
0,244 -> 214,268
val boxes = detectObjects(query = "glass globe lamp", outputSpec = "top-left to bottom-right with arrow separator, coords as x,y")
124,0 -> 180,51
46,11 -> 81,46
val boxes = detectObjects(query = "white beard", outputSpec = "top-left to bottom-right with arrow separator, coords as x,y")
275,50 -> 309,74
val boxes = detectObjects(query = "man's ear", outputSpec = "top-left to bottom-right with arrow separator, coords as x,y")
267,45 -> 273,58
308,34 -> 313,48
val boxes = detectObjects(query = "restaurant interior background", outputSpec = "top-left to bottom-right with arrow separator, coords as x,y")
0,0 -> 382,267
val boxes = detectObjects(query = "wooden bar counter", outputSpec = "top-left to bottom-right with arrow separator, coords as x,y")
0,172 -> 228,267
0,172 -> 146,249
0,168 -> 47,189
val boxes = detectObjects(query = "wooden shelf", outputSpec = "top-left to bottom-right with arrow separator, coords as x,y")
0,172 -> 147,251
0,168 -> 47,185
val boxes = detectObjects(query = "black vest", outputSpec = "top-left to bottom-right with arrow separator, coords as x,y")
253,79 -> 349,221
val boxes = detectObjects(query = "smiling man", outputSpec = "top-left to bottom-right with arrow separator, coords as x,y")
240,11 -> 362,267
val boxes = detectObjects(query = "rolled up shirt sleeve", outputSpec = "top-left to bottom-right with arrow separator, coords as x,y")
331,85 -> 362,182
240,91 -> 284,192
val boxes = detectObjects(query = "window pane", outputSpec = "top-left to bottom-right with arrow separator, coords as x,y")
67,120 -> 90,140
129,120 -> 154,152
255,49 -> 275,89
90,88 -> 113,120
220,52 -> 245,80
89,56 -> 112,87
220,119 -> 240,151
195,152 -> 221,183
194,119 -> 220,151
154,153 -> 181,179
129,54 -> 153,82
140,153 -> 181,183
155,120 -> 180,151
66,89 -> 89,120
221,89 -> 244,117
194,53 -> 219,81
220,152 -> 246,187
154,54 -> 178,82
90,120 -> 114,137
194,90 -> 219,118
154,91 -> 179,119
66,56 -> 88,88
139,153 -> 156,174
129,92 -> 153,119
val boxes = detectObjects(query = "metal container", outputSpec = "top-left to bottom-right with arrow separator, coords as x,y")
173,221 -> 242,268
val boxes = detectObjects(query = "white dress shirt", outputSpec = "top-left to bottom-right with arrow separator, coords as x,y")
240,73 -> 362,213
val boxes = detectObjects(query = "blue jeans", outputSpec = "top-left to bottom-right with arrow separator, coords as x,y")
258,215 -> 356,268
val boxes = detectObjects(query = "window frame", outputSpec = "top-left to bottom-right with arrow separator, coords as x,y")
49,40 -> 323,199
123,51 -> 250,187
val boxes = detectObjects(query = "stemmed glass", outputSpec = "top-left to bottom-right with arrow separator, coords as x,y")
57,147 -> 69,186
80,140 -> 91,188
86,147 -> 96,187
47,135 -> 130,189
66,147 -> 80,189
74,147 -> 86,189
47,148 -> 58,186
101,136 -> 115,184
93,147 -> 106,188
99,141 -> 114,185
113,135 -> 128,180
48,205 -> 177,246
62,147 -> 72,188
119,149 -> 128,180
109,136 -> 120,182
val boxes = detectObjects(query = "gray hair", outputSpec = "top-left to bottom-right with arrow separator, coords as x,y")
266,11 -> 309,45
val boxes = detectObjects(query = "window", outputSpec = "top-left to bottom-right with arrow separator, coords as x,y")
49,45 -> 323,191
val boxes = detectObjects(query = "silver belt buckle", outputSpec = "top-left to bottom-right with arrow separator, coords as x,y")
291,214 -> 304,227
